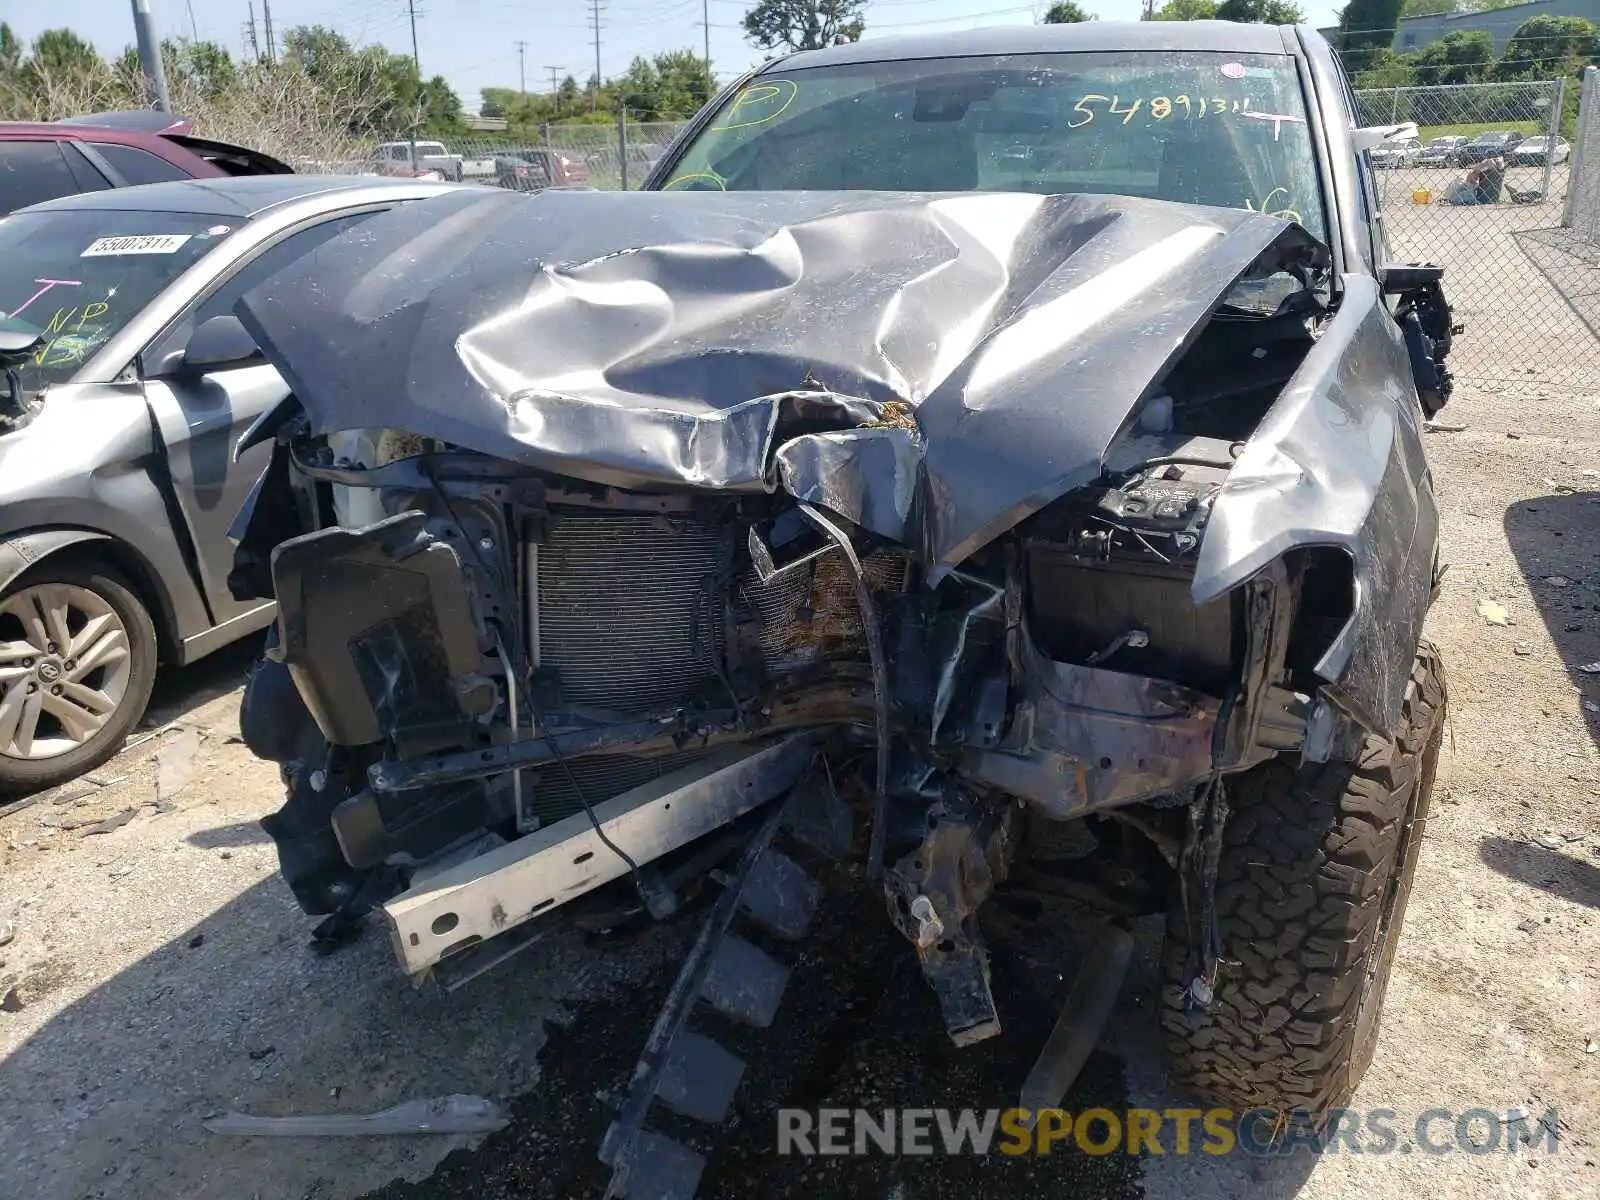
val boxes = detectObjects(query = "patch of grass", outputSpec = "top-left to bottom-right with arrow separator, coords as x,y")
1417,120 -> 1545,144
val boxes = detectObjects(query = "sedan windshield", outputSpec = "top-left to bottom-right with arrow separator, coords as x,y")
662,50 -> 1327,243
0,209 -> 237,392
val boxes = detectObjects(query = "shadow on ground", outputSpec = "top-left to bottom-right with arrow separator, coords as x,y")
0,867 -> 685,1200
1480,835 -> 1600,909
145,636 -> 263,729
1,853 -> 1325,1200
1503,489 -> 1600,729
184,818 -> 273,849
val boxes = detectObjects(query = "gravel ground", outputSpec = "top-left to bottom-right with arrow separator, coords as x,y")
2,232 -> 1599,1196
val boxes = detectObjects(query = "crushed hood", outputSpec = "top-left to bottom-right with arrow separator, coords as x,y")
235,188 -> 1321,577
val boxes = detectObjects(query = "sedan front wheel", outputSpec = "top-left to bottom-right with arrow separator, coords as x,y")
0,563 -> 157,793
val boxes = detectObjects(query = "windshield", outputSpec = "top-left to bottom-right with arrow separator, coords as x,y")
662,50 -> 1326,243
0,209 -> 238,391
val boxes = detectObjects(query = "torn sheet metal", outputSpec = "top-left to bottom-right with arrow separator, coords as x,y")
234,188 -> 1322,577
1193,274 -> 1438,731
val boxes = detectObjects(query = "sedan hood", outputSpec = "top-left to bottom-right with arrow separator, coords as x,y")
235,188 -> 1321,577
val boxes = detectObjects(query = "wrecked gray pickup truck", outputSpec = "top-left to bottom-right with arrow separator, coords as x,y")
227,21 -> 1453,1191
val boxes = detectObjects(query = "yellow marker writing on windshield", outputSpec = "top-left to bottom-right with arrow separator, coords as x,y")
713,79 -> 798,131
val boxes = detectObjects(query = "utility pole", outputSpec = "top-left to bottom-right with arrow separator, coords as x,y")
262,0 -> 275,63
406,0 -> 421,169
186,0 -> 198,42
130,0 -> 173,112
515,40 -> 527,93
588,0 -> 604,111
245,0 -> 259,61
545,65 -> 561,95
703,0 -> 711,99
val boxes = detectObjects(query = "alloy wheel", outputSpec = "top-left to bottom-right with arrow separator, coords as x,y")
0,583 -> 132,760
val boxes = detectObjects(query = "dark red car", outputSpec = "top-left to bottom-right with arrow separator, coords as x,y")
0,111 -> 292,216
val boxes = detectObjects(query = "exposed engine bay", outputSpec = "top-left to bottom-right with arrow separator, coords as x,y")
224,190 -> 1449,1181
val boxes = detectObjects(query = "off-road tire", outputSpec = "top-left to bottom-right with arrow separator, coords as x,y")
1159,640 -> 1446,1125
0,561 -> 158,795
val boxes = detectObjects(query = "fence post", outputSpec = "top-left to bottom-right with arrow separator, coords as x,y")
1541,77 -> 1565,207
618,108 -> 629,191
1563,66 -> 1596,229
1391,86 -> 1400,123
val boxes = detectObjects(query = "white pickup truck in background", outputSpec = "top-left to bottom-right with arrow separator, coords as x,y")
374,140 -> 497,182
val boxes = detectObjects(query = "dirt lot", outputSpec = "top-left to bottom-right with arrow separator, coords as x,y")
2,212 -> 1599,1195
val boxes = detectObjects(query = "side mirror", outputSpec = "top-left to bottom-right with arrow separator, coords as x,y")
181,314 -> 264,374
1351,122 -> 1420,153
0,318 -> 42,364
1380,262 -> 1445,296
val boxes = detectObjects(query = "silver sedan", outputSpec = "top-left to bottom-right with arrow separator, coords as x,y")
0,175 -> 461,791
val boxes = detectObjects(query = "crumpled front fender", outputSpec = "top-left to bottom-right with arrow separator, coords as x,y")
1193,274 -> 1439,732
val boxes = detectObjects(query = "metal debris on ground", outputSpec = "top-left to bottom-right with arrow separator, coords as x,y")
1479,600 -> 1511,626
1425,420 -> 1469,432
81,809 -> 136,836
203,1094 -> 508,1137
1579,662 -> 1600,673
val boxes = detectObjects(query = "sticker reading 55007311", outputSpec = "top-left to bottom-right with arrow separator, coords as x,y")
81,234 -> 193,257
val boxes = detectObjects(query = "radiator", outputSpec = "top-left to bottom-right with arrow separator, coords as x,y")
521,511 -> 726,827
532,511 -> 727,713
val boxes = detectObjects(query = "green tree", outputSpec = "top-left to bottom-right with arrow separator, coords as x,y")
1498,14 -> 1596,79
1214,0 -> 1305,22
1414,28 -> 1494,84
1400,0 -> 1456,16
1151,0 -> 1218,17
743,0 -> 866,51
1336,0 -> 1405,72
0,23 -> 22,75
281,26 -> 356,79
1043,2 -> 1094,21
160,38 -> 236,97
1351,47 -> 1423,89
29,28 -> 102,77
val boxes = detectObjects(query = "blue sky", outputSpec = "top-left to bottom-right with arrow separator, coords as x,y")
9,0 -> 1345,115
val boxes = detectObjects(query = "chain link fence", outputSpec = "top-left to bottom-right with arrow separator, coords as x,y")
299,119 -> 689,192
1352,79 -> 1600,390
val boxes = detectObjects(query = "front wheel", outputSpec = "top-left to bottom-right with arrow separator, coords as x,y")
1159,641 -> 1446,1126
0,562 -> 158,793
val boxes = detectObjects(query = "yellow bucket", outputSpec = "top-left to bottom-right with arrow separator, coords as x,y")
1412,188 -> 1433,205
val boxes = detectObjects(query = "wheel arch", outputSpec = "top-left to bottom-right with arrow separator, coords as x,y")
0,528 -> 181,663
